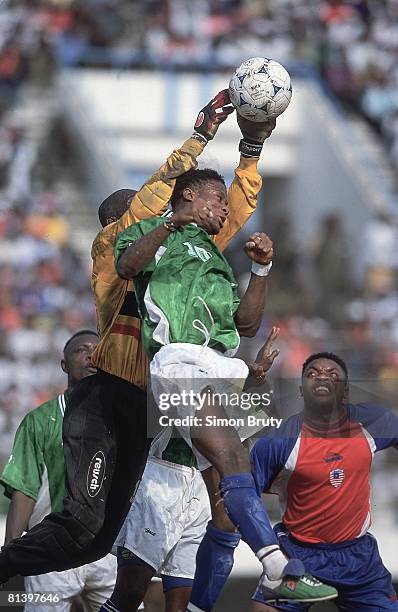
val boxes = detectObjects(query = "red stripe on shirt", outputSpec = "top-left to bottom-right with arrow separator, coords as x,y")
111,323 -> 140,338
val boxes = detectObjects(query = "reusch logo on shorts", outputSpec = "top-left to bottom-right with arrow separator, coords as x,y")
86,451 -> 106,497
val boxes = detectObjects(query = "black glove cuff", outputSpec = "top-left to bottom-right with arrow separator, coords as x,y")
191,131 -> 208,145
239,138 -> 263,158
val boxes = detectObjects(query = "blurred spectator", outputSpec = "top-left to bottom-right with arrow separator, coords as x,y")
0,112 -> 95,469
312,214 -> 353,325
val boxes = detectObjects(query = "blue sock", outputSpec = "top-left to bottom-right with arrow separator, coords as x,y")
188,521 -> 241,612
219,472 -> 278,553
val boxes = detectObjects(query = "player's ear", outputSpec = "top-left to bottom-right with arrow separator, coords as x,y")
299,384 -> 303,397
61,359 -> 68,375
182,187 -> 194,202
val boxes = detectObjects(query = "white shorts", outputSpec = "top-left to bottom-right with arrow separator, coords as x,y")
114,456 -> 210,579
24,554 -> 117,612
150,343 -> 267,470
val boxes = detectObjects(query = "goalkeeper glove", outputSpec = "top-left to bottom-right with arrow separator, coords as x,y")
238,115 -> 276,158
192,89 -> 234,144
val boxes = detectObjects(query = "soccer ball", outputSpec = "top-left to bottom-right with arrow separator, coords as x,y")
228,57 -> 292,122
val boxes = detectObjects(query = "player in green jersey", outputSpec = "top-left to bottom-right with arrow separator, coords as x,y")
113,170 -> 338,610
107,328 -> 280,612
1,330 -> 118,612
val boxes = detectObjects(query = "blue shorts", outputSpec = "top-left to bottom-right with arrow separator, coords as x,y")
252,524 -> 398,611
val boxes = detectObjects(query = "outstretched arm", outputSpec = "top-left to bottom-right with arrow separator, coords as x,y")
116,90 -> 234,232
234,232 -> 273,337
215,115 -> 276,252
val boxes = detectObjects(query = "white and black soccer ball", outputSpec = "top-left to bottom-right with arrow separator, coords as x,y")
229,57 -> 292,122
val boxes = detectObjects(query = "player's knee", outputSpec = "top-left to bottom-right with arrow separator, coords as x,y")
60,513 -> 111,564
211,504 -> 236,532
212,513 -> 236,532
62,501 -> 106,544
213,444 -> 249,476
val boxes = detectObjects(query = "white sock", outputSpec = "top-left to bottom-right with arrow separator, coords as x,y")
256,545 -> 289,581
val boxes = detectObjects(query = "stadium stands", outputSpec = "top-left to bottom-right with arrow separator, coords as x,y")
2,1 -> 398,173
0,92 -> 95,472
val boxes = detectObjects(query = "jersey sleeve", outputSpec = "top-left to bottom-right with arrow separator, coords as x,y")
113,217 -> 162,273
214,156 -> 262,252
114,221 -> 144,265
0,413 -> 45,500
350,403 -> 398,451
250,416 -> 302,494
250,437 -> 286,494
115,138 -> 205,232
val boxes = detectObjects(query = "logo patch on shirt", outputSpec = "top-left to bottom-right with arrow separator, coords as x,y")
184,241 -> 212,262
329,468 -> 345,488
324,452 -> 343,463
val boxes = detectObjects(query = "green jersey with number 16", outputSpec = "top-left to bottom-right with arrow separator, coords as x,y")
114,217 -> 241,360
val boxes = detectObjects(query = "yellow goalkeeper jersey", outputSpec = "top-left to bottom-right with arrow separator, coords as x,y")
91,137 -> 262,389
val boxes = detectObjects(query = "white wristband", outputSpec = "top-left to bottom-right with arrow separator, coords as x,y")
251,261 -> 272,276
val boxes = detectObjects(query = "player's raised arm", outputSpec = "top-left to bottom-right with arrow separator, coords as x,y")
116,90 -> 234,231
246,326 -> 280,383
234,232 -> 273,337
214,115 -> 276,252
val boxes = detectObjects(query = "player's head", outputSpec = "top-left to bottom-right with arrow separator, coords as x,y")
169,168 -> 228,234
61,330 -> 99,389
300,352 -> 349,414
98,189 -> 137,227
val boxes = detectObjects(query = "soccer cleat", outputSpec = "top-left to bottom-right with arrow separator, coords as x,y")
261,560 -> 338,603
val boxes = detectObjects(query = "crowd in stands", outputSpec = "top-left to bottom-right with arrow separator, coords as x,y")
1,1 -> 398,171
0,0 -> 397,512
0,113 -> 95,471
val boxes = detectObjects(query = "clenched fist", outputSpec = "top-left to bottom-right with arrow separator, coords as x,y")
244,232 -> 273,265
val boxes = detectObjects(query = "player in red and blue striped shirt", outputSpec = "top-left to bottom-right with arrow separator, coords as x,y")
251,352 -> 398,610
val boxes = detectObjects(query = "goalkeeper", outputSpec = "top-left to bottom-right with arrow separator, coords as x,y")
0,91 -> 275,582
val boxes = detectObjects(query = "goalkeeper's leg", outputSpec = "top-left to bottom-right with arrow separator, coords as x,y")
0,371 -> 148,582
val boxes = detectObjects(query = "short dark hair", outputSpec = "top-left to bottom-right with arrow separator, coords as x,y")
169,168 -> 225,209
98,189 -> 137,227
63,330 -> 98,354
302,352 -> 348,379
